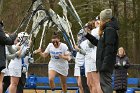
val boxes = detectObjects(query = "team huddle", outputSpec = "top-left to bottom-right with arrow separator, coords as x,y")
0,8 -> 120,93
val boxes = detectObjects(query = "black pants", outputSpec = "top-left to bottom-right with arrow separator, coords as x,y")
17,73 -> 26,93
3,76 -> 10,92
3,73 -> 26,93
100,72 -> 113,93
80,66 -> 90,93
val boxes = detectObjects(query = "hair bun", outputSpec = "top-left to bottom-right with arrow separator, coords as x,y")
52,32 -> 60,39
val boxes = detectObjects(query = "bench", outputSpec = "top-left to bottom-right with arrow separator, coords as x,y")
24,76 -> 79,93
126,78 -> 140,93
25,75 -> 140,93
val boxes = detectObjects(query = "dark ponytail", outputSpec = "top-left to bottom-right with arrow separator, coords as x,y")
52,32 -> 60,39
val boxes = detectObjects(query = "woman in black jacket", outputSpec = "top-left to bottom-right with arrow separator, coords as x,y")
114,47 -> 130,93
84,9 -> 119,93
0,21 -> 17,93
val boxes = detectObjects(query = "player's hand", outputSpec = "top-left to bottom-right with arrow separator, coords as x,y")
34,48 -> 42,54
74,45 -> 80,51
17,49 -> 22,57
16,42 -> 21,50
58,54 -> 64,59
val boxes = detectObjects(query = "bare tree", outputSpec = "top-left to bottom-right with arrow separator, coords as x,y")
113,0 -> 119,18
135,0 -> 140,64
123,0 -> 128,50
109,0 -> 119,20
132,0 -> 136,64
0,0 -> 3,16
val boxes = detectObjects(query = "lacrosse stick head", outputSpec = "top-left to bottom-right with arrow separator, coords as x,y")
57,15 -> 70,36
77,29 -> 87,44
58,0 -> 67,15
49,9 -> 59,25
32,10 -> 47,37
32,0 -> 42,11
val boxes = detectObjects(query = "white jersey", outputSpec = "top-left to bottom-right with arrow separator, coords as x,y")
74,40 -> 86,76
83,27 -> 100,60
74,27 -> 100,75
5,47 -> 9,68
44,43 -> 69,76
91,27 -> 100,40
8,45 -> 29,77
80,40 -> 96,60
82,27 -> 100,73
9,45 -> 28,69
75,41 -> 86,67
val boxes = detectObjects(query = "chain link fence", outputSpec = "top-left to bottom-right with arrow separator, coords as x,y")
28,63 -> 140,77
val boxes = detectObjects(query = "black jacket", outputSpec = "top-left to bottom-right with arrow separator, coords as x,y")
114,55 -> 130,90
0,24 -> 17,71
85,17 -> 119,73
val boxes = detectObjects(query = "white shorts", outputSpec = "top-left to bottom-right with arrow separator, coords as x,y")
85,58 -> 97,73
48,61 -> 69,76
8,68 -> 21,77
74,64 -> 81,76
1,68 -> 9,76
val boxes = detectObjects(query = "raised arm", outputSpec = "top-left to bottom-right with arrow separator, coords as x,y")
7,45 -> 18,54
39,51 -> 49,58
85,33 -> 98,46
34,48 -> 49,58
6,53 -> 18,60
6,46 -> 20,60
0,24 -> 17,45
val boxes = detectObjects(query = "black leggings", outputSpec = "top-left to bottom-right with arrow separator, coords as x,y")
3,76 -> 10,92
80,66 -> 90,93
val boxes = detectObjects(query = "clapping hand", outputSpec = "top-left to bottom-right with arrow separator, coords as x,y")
117,62 -> 121,66
123,61 -> 126,66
